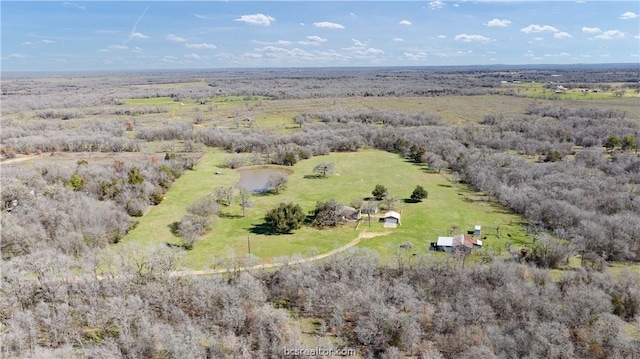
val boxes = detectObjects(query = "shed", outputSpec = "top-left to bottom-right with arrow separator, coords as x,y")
430,235 -> 482,252
474,225 -> 482,235
437,236 -> 454,247
383,211 -> 401,228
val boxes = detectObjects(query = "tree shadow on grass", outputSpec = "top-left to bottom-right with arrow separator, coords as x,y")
403,198 -> 421,204
249,223 -> 281,235
421,167 -> 441,174
249,215 -> 315,235
165,242 -> 188,250
219,212 -> 244,219
168,221 -> 180,236
254,190 -> 279,197
303,174 -> 323,179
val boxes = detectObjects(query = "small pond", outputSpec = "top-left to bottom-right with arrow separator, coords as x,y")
236,167 -> 293,192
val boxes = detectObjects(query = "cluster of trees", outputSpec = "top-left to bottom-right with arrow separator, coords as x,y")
177,196 -> 220,249
2,248 -> 638,358
1,154 -> 196,260
176,185 -> 257,246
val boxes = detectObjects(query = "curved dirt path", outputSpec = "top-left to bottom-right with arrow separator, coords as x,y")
169,230 -> 391,277
30,230 -> 391,284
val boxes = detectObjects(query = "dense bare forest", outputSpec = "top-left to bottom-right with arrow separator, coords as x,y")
2,65 -> 640,357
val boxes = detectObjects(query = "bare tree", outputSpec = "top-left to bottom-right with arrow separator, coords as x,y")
382,193 -> 399,210
266,173 -> 288,193
238,188 -> 253,218
313,162 -> 336,178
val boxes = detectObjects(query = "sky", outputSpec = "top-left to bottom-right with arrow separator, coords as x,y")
1,1 -> 639,71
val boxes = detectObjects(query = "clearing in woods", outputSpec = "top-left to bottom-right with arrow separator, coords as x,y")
123,149 -> 529,269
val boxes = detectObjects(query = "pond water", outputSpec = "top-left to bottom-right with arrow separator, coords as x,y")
236,167 -> 292,192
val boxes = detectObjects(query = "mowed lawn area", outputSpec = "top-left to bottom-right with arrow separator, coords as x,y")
123,148 -> 530,269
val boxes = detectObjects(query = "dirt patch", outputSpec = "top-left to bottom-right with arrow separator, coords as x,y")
358,231 -> 392,239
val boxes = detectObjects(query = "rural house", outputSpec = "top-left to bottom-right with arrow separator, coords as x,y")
430,234 -> 482,252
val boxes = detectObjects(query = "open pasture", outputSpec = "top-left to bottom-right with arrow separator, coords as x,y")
123,149 -> 530,269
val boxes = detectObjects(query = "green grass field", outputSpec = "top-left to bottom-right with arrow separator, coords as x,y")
122,148 -> 531,269
501,82 -> 639,101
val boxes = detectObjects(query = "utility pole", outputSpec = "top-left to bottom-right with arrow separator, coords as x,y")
247,235 -> 251,255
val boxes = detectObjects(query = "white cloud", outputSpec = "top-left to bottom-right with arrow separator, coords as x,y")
362,48 -> 384,55
343,39 -> 384,57
184,53 -> 209,60
437,35 -> 446,39
553,32 -> 572,39
253,40 -> 293,46
306,35 -> 328,43
399,20 -> 412,26
429,1 -> 445,10
62,2 -> 86,10
298,35 -> 328,46
8,53 -> 26,59
582,27 -> 601,33
352,39 -> 368,47
243,46 -> 350,65
96,30 -> 120,35
393,37 -> 404,42
485,18 -> 511,27
454,34 -> 491,42
185,43 -> 216,49
620,11 -> 638,20
534,37 -> 544,41
41,39 -> 56,44
108,44 -> 128,50
130,32 -> 149,40
521,24 -> 559,33
125,6 -> 149,45
22,41 -> 33,46
403,51 -> 427,60
595,30 -> 625,40
166,34 -> 186,42
235,14 -> 276,26
313,21 -> 345,29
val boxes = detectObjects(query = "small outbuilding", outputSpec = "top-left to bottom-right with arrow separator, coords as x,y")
383,211 -> 401,228
474,225 -> 482,235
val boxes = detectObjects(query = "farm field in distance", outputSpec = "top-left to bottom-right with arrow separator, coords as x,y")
2,65 -> 640,358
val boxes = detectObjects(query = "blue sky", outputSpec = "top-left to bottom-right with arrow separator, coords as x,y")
1,1 -> 639,71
